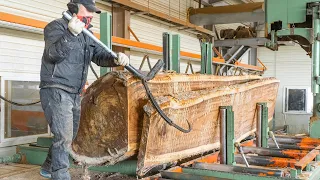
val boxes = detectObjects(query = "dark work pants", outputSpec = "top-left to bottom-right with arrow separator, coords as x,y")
40,88 -> 81,180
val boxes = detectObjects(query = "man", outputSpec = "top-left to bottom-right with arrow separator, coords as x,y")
39,0 -> 129,179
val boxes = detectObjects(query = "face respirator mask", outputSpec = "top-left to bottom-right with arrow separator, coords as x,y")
67,2 -> 92,29
77,16 -> 93,29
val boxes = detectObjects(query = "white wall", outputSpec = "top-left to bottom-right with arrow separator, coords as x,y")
130,15 -> 201,73
131,0 -> 198,21
0,0 -> 111,33
0,0 -> 111,83
258,45 -> 312,134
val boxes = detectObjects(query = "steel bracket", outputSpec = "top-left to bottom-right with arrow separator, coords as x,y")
201,42 -> 213,74
316,33 -> 320,41
100,12 -> 113,75
219,106 -> 235,165
256,103 -> 269,148
314,76 -> 320,85
163,33 -> 181,73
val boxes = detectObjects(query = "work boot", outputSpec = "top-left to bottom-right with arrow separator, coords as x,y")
40,168 -> 52,179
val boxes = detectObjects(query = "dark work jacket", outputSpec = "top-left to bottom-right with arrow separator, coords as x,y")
40,15 -> 117,94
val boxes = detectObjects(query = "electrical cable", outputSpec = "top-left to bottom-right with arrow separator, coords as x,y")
0,64 -> 99,106
0,95 -> 40,106
90,63 -> 99,79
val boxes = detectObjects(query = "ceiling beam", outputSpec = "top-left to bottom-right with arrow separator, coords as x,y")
209,0 -> 224,4
193,0 -> 212,6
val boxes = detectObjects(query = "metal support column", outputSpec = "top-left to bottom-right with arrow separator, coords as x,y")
249,22 -> 258,66
172,34 -> 180,73
256,103 -> 269,148
201,42 -> 213,74
310,3 -> 320,138
163,33 -> 180,72
219,106 -> 235,165
163,32 -> 172,71
249,48 -> 257,66
100,12 -> 112,76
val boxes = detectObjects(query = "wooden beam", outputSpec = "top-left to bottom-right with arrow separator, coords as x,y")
189,2 -> 264,15
234,61 -> 264,71
109,0 -> 215,36
5,12 -> 273,66
112,6 -> 131,70
0,12 -> 47,29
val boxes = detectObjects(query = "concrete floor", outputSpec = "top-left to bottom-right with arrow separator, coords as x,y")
0,164 -> 136,180
0,164 -> 46,180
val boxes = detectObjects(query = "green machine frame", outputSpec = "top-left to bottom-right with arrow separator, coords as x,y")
100,12 -> 112,76
163,32 -> 181,73
219,106 -> 235,165
201,42 -> 213,74
266,0 -> 320,138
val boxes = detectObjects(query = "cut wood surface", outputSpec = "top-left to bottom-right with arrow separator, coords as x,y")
137,78 -> 279,176
71,72 -> 262,165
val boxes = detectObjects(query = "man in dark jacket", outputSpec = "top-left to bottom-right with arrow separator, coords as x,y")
39,0 -> 129,179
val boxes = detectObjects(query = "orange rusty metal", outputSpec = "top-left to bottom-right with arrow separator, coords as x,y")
240,139 -> 255,147
267,171 -> 276,175
281,149 -> 309,160
300,137 -> 320,146
266,157 -> 297,168
197,153 -> 219,164
180,152 -> 220,167
257,171 -> 276,177
296,143 -> 318,150
170,167 -> 183,173
258,173 -> 267,177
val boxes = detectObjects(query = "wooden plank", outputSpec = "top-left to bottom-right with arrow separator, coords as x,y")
111,0 -> 215,36
295,145 -> 320,170
189,2 -> 264,15
137,78 -> 279,176
0,164 -> 40,178
71,72 -> 262,165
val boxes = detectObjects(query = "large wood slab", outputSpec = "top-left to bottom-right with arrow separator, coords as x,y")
71,72 -> 262,165
137,78 -> 279,176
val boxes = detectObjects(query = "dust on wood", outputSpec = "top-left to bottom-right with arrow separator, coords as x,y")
71,71 -> 263,165
137,78 -> 280,176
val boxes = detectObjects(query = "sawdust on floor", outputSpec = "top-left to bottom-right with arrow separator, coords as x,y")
0,164 -> 136,180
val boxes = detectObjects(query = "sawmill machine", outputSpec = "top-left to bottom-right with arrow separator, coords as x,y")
265,0 -> 320,138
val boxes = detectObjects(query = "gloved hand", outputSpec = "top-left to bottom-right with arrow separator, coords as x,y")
115,52 -> 130,66
68,14 -> 85,36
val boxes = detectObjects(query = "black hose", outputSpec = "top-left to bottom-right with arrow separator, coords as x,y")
0,64 -> 98,107
142,80 -> 192,133
0,95 -> 40,106
90,63 -> 99,79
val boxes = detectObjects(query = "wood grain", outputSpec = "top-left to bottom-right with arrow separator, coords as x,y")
71,71 -> 262,165
137,78 -> 279,176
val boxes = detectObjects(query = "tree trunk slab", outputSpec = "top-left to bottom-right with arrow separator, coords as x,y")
137,78 -> 279,176
71,72 -> 262,165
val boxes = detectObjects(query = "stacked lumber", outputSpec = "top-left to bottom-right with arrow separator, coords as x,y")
137,78 -> 279,176
71,72 -> 262,165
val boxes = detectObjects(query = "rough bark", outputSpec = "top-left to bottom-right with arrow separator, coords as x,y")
71,71 -> 262,165
137,78 -> 279,176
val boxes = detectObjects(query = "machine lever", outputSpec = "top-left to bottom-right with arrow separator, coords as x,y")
269,131 -> 280,149
235,142 -> 250,167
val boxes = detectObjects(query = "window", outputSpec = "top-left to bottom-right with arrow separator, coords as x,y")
283,87 -> 312,114
0,77 -> 50,147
